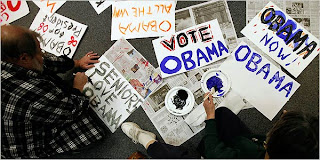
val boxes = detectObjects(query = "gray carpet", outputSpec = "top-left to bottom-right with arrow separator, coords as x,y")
10,1 -> 319,158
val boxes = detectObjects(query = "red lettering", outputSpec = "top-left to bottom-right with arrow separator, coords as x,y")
7,0 -> 21,12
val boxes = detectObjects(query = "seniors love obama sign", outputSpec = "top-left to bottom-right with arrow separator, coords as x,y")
153,19 -> 229,78
242,1 -> 320,78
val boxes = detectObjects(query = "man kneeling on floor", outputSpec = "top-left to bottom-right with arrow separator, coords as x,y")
1,25 -> 104,158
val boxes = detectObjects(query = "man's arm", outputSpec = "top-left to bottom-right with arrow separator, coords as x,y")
28,73 -> 90,123
43,51 -> 100,73
202,93 -> 239,158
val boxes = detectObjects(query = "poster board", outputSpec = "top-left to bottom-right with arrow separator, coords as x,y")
153,19 -> 229,78
0,0 -> 29,25
30,10 -> 87,58
111,1 -> 175,40
83,56 -> 144,133
219,42 -> 300,120
242,1 -> 320,78
83,38 -> 162,133
89,0 -> 113,15
33,0 -> 66,14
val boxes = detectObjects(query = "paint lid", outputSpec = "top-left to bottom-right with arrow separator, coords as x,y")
165,86 -> 195,116
201,69 -> 231,97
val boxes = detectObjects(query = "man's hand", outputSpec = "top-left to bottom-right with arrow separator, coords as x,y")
203,92 -> 215,119
74,51 -> 100,69
73,72 -> 88,92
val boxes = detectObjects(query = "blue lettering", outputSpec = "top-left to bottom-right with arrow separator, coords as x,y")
235,45 -> 251,62
268,71 -> 285,89
256,63 -> 270,79
277,48 -> 291,60
206,42 -> 219,61
197,48 -> 209,66
279,82 -> 293,98
269,41 -> 279,52
218,40 -> 229,56
260,33 -> 273,47
277,19 -> 297,42
181,50 -> 196,70
246,52 -> 262,72
160,56 -> 182,74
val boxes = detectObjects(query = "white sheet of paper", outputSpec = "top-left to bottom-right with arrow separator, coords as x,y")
29,10 -> 87,58
153,19 -> 230,78
0,0 -> 29,25
89,0 -> 113,15
219,42 -> 300,120
111,1 -> 175,40
83,56 -> 144,133
241,1 -> 320,78
33,0 -> 66,14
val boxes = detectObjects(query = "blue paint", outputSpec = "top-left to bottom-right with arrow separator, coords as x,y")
181,50 -> 196,70
234,45 -> 295,98
160,56 -> 182,74
206,75 -> 223,93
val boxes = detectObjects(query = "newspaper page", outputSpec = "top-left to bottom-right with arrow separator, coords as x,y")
246,0 -> 320,39
103,38 -> 163,99
142,61 -> 225,146
175,0 -> 238,52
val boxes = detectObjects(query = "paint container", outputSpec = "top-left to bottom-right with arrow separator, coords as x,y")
165,86 -> 195,116
201,69 -> 231,97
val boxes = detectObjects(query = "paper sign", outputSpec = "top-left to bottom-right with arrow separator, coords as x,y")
30,10 -> 87,58
241,1 -> 320,78
219,42 -> 300,120
111,1 -> 175,40
89,0 -> 113,15
33,0 -> 66,14
83,56 -> 144,133
153,19 -> 229,78
0,0 -> 29,25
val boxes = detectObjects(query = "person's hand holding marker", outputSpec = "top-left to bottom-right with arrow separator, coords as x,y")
203,90 -> 215,120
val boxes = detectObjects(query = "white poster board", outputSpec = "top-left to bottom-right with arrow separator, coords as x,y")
242,1 -> 320,78
219,42 -> 300,120
33,0 -> 66,14
153,19 -> 230,78
89,0 -> 113,15
111,1 -> 175,40
30,10 -> 87,58
0,0 -> 29,25
83,56 -> 144,133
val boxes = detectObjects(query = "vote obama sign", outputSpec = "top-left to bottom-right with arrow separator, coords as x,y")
153,19 -> 229,78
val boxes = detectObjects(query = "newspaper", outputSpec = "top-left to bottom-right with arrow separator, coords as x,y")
175,0 -> 238,52
103,38 -> 163,99
246,0 -> 320,39
142,61 -> 226,146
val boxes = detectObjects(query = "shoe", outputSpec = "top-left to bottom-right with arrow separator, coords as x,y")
121,122 -> 156,145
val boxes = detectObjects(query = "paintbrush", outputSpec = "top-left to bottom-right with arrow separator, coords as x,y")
203,87 -> 215,102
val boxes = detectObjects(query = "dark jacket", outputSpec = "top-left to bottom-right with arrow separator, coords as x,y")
201,119 -> 266,158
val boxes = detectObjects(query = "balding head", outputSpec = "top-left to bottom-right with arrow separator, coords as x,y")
1,25 -> 44,72
1,25 -> 41,61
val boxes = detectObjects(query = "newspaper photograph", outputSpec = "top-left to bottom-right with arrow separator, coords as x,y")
103,38 -> 163,99
175,0 -> 238,52
246,0 -> 320,39
142,62 -> 226,146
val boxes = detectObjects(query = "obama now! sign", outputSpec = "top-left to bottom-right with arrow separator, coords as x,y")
152,19 -> 230,78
